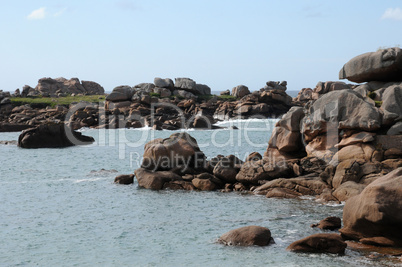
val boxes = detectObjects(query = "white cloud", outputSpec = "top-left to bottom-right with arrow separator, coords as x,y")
54,8 -> 67,17
27,7 -> 46,20
381,7 -> 402,21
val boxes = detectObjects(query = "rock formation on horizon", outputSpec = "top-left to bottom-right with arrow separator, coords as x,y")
20,77 -> 104,97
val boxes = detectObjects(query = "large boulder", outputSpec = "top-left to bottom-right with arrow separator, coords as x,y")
213,155 -> 243,183
236,159 -> 291,184
302,90 -> 381,142
154,77 -> 174,89
313,81 -> 350,95
381,82 -> 402,124
195,84 -> 211,95
141,132 -> 206,171
254,175 -> 330,197
134,83 -> 155,92
232,85 -> 250,98
18,123 -> 94,148
268,106 -> 304,153
174,78 -> 198,94
135,168 -> 182,190
106,85 -> 134,102
81,80 -> 105,94
339,168 -> 402,247
339,47 -> 402,83
218,226 -> 273,246
287,234 -> 347,254
332,181 -> 366,202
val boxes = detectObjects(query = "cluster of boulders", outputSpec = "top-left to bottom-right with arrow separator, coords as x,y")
106,77 -> 210,104
117,47 -> 402,251
101,78 -> 293,130
1,76 -> 294,132
214,81 -> 292,120
0,90 -> 11,105
14,77 -> 104,97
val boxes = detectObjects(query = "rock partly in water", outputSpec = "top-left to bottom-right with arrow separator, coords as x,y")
311,216 -> 342,230
339,168 -> 402,247
287,233 -> 347,254
213,155 -> 243,184
18,123 -> 94,148
141,132 -> 206,172
134,168 -> 182,190
114,174 -> 134,185
218,226 -> 273,246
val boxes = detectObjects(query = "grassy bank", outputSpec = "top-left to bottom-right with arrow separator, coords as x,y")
10,95 -> 106,108
9,93 -> 237,109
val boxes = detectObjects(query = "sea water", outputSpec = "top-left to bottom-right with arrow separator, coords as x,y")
0,119 -> 396,266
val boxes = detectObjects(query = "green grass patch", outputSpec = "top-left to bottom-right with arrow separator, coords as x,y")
217,95 -> 237,101
149,92 -> 161,98
10,95 -> 106,108
375,101 -> 382,107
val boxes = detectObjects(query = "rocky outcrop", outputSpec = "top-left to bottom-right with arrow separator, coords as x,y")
20,77 -> 104,97
302,90 -> 381,141
232,85 -> 250,98
154,77 -> 174,89
339,47 -> 402,83
218,226 -> 273,246
141,132 -> 206,172
236,160 -> 291,184
213,155 -> 243,183
106,86 -> 135,102
135,168 -> 182,190
381,82 -> 402,124
18,123 -> 94,148
268,106 -> 304,153
254,175 -> 330,198
264,81 -> 287,91
287,234 -> 347,254
339,168 -> 402,247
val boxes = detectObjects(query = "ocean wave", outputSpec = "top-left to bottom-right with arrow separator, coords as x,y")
214,118 -> 280,125
73,177 -> 107,183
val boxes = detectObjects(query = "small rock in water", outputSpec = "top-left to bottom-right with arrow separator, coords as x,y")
311,216 -> 342,230
0,140 -> 17,145
218,225 -> 273,246
114,174 -> 134,185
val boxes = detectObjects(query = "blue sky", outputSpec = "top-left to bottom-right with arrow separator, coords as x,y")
1,0 -> 401,92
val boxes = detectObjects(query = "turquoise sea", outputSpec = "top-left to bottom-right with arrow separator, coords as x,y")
0,119 -> 396,266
